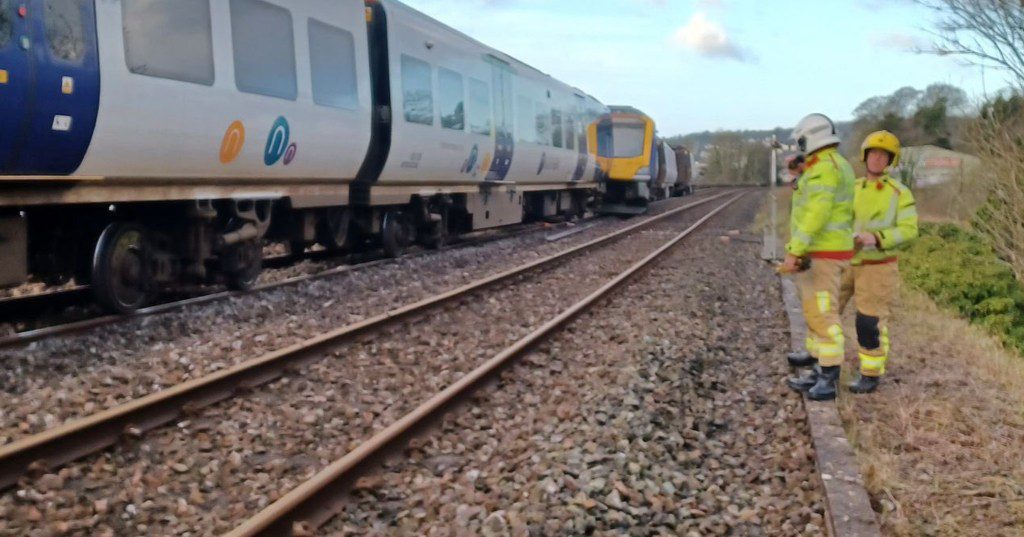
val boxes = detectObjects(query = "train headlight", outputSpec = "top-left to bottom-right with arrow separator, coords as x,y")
634,167 -> 650,179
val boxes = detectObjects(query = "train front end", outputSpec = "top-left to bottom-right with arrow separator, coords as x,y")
589,107 -> 658,215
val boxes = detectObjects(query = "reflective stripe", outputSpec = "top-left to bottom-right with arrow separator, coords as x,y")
881,326 -> 890,355
818,343 -> 843,359
806,337 -> 819,356
884,189 -> 899,224
900,205 -> 918,219
863,219 -> 889,232
859,352 -> 887,376
804,184 -> 833,194
792,229 -> 813,245
889,229 -> 904,244
824,222 -> 850,231
817,324 -> 845,359
816,291 -> 831,314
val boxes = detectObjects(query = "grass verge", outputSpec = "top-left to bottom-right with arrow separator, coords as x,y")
837,289 -> 1024,536
753,193 -> 1024,536
901,223 -> 1024,354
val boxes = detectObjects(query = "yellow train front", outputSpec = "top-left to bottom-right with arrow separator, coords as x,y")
588,106 -> 659,215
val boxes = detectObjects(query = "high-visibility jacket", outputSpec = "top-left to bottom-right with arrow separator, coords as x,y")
853,174 -> 919,265
787,147 -> 856,258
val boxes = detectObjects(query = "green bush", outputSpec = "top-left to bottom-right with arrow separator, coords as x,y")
901,223 -> 1024,353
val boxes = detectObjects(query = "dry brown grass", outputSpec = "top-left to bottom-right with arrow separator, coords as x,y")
914,176 -> 989,224
837,290 -> 1024,536
753,193 -> 1024,536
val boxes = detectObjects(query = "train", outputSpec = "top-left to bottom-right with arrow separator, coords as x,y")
0,0 -> 691,313
590,106 -> 692,215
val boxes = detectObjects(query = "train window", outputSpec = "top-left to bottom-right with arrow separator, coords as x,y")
534,102 -> 550,146
123,0 -> 215,85
467,78 -> 492,135
44,0 -> 86,63
438,68 -> 464,131
515,95 -> 534,143
566,117 -> 576,151
612,123 -> 646,158
401,55 -> 433,125
551,109 -> 563,148
308,19 -> 358,109
0,0 -> 11,48
231,0 -> 297,100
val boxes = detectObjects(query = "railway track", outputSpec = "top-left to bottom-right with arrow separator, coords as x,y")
230,191 -> 746,535
0,211 -> 634,349
0,190 -> 739,502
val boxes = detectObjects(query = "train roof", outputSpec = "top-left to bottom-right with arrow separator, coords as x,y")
380,0 -> 604,106
608,105 -> 650,117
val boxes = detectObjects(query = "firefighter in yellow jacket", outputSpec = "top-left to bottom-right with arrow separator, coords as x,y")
838,131 -> 919,393
781,113 -> 856,401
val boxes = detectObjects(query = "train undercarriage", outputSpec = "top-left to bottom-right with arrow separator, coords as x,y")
0,184 -> 592,313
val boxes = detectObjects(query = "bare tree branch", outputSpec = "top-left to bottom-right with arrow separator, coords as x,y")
917,0 -> 1024,87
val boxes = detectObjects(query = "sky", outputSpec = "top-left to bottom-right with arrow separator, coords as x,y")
400,0 -> 1012,136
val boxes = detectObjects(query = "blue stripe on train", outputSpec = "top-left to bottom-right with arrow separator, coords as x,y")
0,0 -> 100,176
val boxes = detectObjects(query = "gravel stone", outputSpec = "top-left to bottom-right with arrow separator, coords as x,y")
0,195 -> 707,446
320,193 -> 825,535
0,195 -> 733,535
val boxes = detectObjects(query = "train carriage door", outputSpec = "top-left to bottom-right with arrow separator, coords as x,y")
484,55 -> 513,182
570,94 -> 586,182
0,0 -> 100,175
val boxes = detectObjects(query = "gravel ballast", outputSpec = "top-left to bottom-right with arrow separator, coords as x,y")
0,194 -> 717,446
322,192 -> 825,536
0,194 -> 758,535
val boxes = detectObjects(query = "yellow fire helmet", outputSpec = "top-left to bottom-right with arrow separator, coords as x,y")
861,130 -> 901,167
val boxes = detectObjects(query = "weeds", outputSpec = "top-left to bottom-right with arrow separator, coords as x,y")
900,223 -> 1024,354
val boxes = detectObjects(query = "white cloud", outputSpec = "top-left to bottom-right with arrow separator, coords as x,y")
671,11 -> 753,63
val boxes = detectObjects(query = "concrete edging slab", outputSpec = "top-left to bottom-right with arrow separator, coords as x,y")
779,276 -> 881,537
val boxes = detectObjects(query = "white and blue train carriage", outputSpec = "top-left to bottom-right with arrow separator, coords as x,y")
357,0 -> 607,245
0,0 -> 608,312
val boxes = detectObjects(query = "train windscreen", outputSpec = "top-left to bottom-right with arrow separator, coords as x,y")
611,123 -> 646,158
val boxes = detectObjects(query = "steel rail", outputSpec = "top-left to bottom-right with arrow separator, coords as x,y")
0,209 -> 628,349
230,192 -> 747,536
0,191 -> 734,491
0,287 -> 92,322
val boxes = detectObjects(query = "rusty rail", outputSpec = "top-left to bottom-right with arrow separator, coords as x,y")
0,190 -> 736,491
0,209 -> 624,349
229,192 -> 746,536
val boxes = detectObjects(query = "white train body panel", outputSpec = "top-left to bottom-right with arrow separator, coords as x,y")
661,142 -> 678,187
378,0 -> 605,187
76,0 -> 373,181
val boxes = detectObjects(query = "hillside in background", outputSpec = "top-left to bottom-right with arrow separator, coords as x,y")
664,122 -> 856,156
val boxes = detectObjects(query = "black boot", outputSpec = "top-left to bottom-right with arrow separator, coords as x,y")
808,366 -> 840,401
848,374 -> 880,394
787,350 -> 816,368
787,365 -> 820,392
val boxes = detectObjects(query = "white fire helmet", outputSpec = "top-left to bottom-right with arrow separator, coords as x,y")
791,113 -> 840,154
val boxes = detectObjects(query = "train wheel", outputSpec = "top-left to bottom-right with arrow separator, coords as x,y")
223,240 -> 262,291
316,208 -> 351,251
92,222 -> 156,314
381,210 -> 412,258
